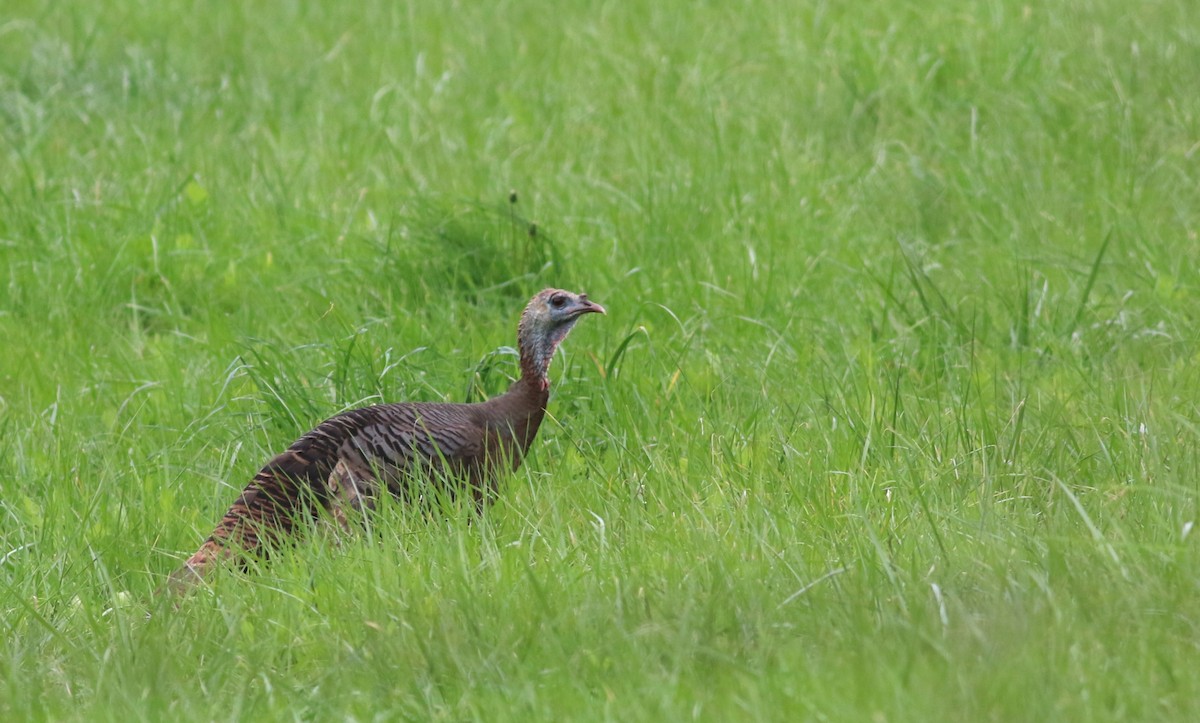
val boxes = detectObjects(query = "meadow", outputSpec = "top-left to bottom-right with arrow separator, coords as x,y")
2,0 -> 1199,719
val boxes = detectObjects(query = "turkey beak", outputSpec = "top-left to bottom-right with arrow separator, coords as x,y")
575,296 -> 606,316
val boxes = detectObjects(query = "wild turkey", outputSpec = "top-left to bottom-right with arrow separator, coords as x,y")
166,288 -> 605,592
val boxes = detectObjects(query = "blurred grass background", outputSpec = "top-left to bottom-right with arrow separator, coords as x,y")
2,0 -> 1198,719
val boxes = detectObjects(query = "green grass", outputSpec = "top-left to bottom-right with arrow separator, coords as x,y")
3,0 -> 1199,719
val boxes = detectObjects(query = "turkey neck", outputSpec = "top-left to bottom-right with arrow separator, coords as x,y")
516,316 -> 579,391
487,313 -> 575,451
490,372 -> 550,430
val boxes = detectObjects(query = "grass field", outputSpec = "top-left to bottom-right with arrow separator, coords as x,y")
3,0 -> 1199,719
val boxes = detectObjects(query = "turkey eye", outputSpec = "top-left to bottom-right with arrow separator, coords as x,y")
550,295 -> 567,309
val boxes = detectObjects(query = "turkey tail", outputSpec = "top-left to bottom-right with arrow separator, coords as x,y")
165,444 -> 335,593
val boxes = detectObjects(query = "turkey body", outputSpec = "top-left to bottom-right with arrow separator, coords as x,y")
209,384 -> 547,550
167,288 -> 603,592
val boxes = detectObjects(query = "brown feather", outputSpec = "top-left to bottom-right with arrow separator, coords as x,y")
164,288 -> 603,593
